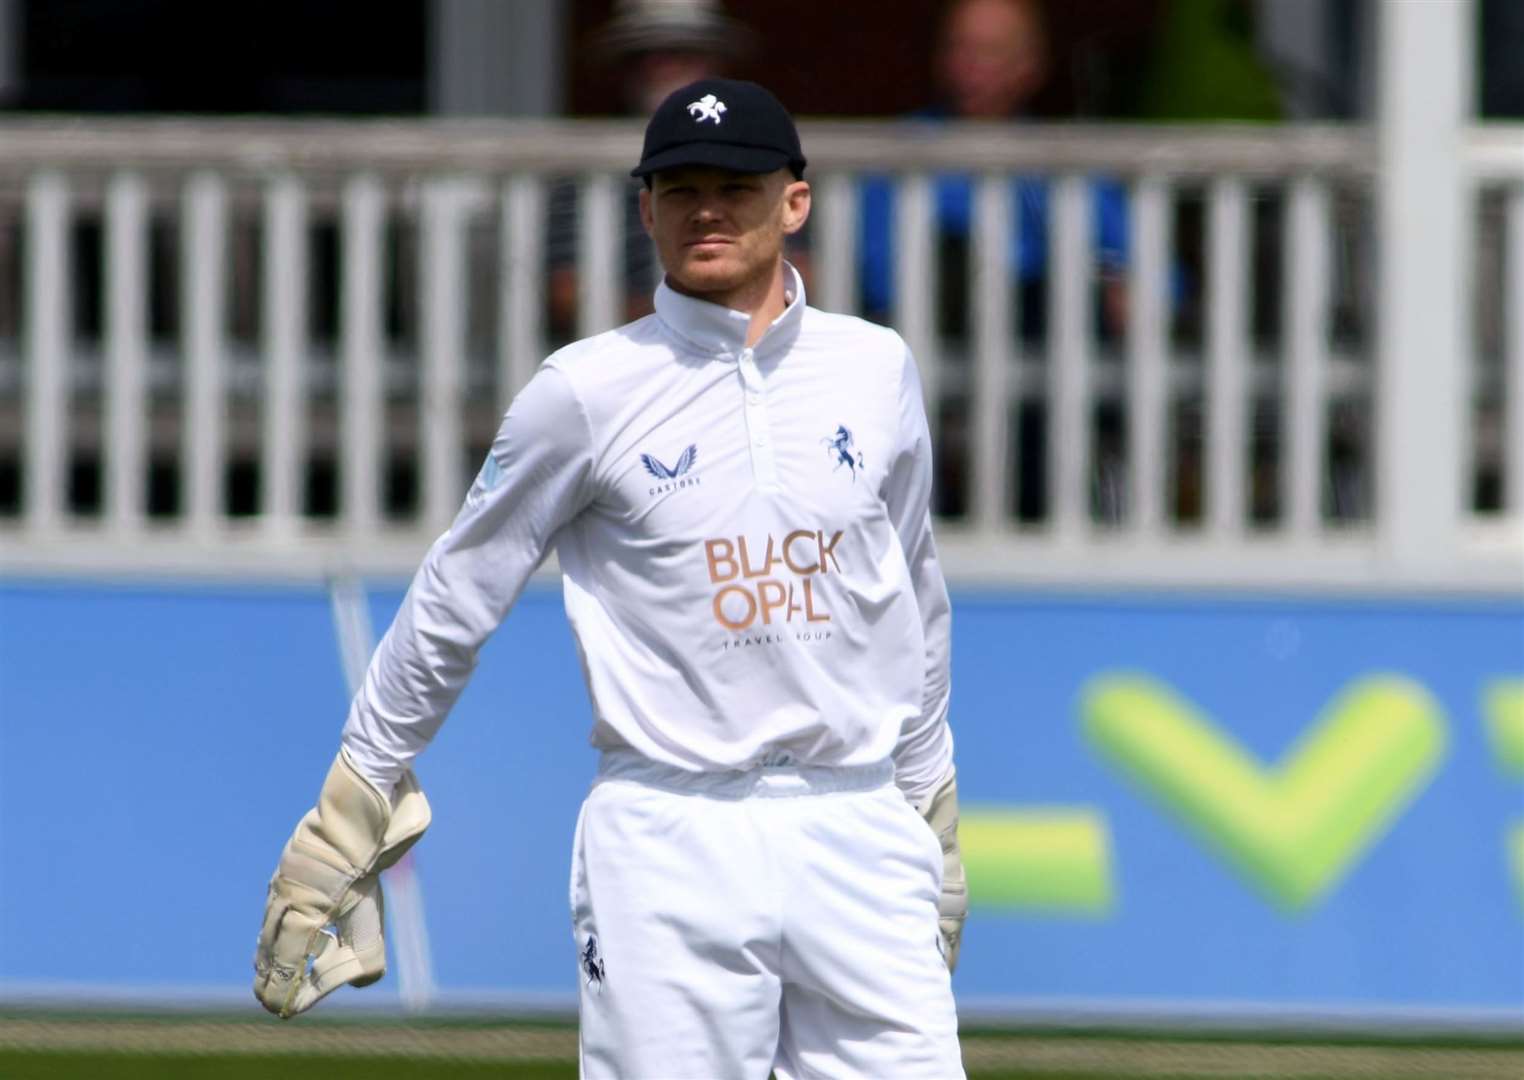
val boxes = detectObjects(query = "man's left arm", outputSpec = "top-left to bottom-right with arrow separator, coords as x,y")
882,342 -> 966,971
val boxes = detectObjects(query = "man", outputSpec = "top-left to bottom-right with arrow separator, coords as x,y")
588,0 -> 754,116
861,0 -> 1129,522
254,79 -> 967,1079
861,0 -> 1129,337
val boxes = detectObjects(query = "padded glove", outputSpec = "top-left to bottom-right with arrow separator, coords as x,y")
253,750 -> 430,1018
919,767 -> 967,972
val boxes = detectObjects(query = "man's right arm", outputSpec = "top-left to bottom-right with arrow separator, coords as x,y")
340,362 -> 595,795
256,363 -> 593,1018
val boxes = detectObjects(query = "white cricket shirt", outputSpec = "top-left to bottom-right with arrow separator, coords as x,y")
342,264 -> 954,805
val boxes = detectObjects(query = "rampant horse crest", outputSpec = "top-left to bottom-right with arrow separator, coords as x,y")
581,935 -> 606,990
686,94 -> 727,124
823,424 -> 864,481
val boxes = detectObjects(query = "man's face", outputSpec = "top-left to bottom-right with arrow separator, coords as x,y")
938,0 -> 1047,119
639,166 -> 811,300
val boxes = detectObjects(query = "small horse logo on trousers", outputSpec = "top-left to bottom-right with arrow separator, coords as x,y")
581,935 -> 606,991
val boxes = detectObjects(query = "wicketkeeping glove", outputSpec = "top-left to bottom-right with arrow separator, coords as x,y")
919,766 -> 967,972
253,749 -> 430,1018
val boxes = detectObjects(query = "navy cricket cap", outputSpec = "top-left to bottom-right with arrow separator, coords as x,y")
631,78 -> 807,180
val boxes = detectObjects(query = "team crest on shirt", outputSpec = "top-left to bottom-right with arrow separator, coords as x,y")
822,425 -> 864,481
641,443 -> 702,497
465,450 -> 505,508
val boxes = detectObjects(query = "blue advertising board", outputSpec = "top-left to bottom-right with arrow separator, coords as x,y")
0,579 -> 1520,1019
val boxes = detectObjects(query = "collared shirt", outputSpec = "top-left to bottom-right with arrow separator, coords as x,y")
341,264 -> 954,805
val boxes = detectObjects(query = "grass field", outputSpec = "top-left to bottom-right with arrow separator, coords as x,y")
2,1013 -> 1522,1080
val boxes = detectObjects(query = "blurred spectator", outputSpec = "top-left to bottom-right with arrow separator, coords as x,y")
546,0 -> 753,340
859,0 -> 1129,343
859,0 -> 1130,521
588,0 -> 754,114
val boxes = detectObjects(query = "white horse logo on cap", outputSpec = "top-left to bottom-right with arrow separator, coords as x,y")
687,94 -> 727,124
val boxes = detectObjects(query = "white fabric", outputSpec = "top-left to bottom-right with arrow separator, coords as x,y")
340,264 -> 953,806
572,758 -> 965,1080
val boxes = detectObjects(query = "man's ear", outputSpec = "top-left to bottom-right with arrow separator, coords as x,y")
638,186 -> 655,236
781,180 -> 811,236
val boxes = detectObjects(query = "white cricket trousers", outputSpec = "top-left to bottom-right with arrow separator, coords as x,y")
571,751 -> 965,1080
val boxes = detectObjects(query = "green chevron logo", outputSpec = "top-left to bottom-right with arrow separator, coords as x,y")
1484,678 -> 1524,911
1081,674 -> 1447,912
961,808 -> 1114,915
1485,679 -> 1524,779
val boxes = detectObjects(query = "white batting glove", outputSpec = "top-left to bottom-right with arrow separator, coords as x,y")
919,766 -> 967,972
253,749 -> 430,1018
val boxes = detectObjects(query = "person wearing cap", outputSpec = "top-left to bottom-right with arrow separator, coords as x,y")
592,0 -> 755,115
254,77 -> 966,1078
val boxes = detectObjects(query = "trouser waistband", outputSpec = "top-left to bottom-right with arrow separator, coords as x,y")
595,749 -> 896,799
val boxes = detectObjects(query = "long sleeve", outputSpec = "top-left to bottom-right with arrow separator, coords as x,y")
881,343 -> 955,807
341,364 -> 595,794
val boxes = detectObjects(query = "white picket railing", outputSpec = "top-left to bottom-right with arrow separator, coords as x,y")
0,117 -> 1517,590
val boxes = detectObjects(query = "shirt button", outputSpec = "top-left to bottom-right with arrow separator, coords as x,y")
747,393 -> 761,405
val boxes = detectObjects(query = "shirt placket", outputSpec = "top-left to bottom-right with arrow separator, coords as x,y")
737,346 -> 779,491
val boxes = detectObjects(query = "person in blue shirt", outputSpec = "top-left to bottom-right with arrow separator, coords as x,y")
858,0 -> 1130,520
859,164 -> 1129,342
859,0 -> 1129,341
